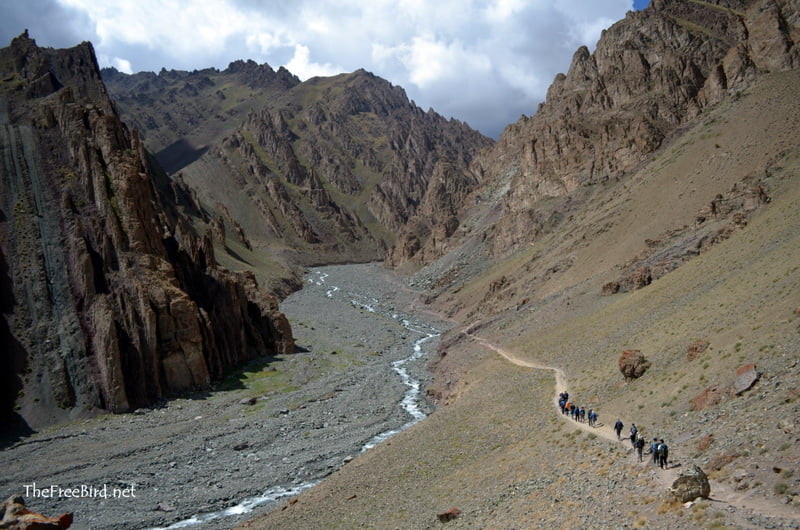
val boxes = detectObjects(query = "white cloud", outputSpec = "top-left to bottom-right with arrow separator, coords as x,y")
5,0 -> 637,137
111,56 -> 133,74
285,44 -> 343,79
246,32 -> 285,56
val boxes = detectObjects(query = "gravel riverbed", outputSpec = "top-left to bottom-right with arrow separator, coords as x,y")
0,263 -> 450,529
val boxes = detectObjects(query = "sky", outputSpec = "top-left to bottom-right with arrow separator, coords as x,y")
1,0 -> 651,139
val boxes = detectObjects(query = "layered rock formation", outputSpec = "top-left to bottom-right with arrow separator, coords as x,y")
0,32 -> 293,428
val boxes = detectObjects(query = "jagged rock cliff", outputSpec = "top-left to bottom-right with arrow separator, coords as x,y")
391,0 -> 799,266
103,65 -> 493,272
0,32 -> 294,429
487,0 -> 798,253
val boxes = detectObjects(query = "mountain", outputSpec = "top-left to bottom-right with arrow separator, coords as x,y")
391,0 -> 799,286
0,32 -> 294,429
2,0 -> 799,525
102,62 -> 492,292
244,0 -> 800,527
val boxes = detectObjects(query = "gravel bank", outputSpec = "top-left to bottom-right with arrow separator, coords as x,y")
0,263 -> 449,529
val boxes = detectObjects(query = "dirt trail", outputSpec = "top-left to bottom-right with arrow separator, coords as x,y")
468,334 -> 618,444
468,332 -> 800,524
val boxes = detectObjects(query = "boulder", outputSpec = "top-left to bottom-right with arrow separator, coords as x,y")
668,465 -> 711,503
733,363 -> 759,394
0,495 -> 73,529
437,507 -> 461,522
618,349 -> 650,380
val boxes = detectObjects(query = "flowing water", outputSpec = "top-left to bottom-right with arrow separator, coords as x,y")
152,265 -> 442,529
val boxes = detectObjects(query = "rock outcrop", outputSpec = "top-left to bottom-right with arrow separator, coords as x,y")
103,64 -> 492,271
474,0 -> 800,259
687,339 -> 711,361
605,175 -> 772,294
0,33 -> 293,428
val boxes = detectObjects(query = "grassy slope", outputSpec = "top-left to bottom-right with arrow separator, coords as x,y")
242,72 -> 800,528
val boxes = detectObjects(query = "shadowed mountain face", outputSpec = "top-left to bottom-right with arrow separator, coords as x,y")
103,63 -> 493,278
0,32 -> 294,429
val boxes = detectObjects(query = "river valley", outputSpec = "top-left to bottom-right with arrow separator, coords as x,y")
0,263 -> 450,529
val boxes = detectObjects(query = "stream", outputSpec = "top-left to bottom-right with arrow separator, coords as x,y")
151,264 -> 443,528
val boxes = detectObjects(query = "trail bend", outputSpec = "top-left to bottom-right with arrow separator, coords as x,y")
466,333 -> 619,445
466,332 -> 800,524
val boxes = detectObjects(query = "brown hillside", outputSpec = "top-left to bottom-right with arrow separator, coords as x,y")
242,0 -> 800,524
104,66 -> 492,293
242,66 -> 800,530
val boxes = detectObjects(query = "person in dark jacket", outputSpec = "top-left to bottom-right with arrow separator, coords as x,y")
658,439 -> 669,469
614,419 -> 623,440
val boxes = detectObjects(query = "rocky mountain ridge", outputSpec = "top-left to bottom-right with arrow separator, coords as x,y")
389,0 -> 800,271
103,63 -> 492,288
241,1 -> 800,527
0,32 -> 294,429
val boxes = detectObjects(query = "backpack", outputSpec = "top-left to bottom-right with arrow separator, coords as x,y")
660,444 -> 668,458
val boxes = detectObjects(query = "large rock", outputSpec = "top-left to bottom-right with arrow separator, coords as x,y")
733,363 -> 759,394
668,465 -> 711,503
0,495 -> 73,529
618,349 -> 650,380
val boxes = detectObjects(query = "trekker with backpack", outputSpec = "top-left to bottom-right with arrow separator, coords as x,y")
650,438 -> 660,465
658,439 -> 669,469
614,419 -> 623,440
635,435 -> 645,462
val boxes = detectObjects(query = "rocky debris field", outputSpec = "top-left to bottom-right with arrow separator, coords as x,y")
0,263 -> 449,529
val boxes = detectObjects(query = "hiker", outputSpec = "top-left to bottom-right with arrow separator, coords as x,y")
658,439 -> 669,469
614,419 -> 623,440
635,435 -> 645,461
629,424 -> 638,446
649,438 -> 660,465
559,399 -> 566,414
579,407 -> 586,423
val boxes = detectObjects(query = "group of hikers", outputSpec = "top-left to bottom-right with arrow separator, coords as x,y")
614,419 -> 670,468
558,391 -> 599,426
558,390 -> 670,469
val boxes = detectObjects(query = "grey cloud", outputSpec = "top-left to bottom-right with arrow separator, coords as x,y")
0,0 -> 96,48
